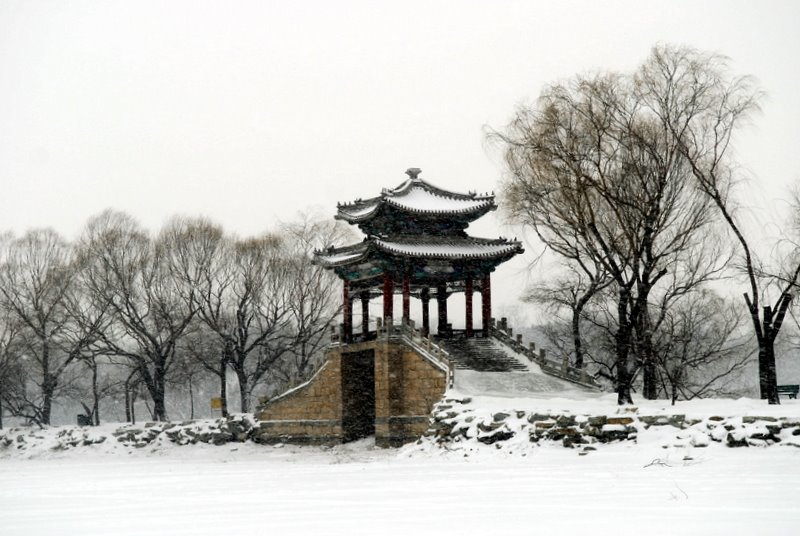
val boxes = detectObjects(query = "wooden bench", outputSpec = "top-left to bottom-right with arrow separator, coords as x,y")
778,385 -> 799,400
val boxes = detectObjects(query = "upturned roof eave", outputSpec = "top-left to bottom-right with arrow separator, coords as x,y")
335,198 -> 497,224
314,237 -> 524,267
335,176 -> 496,224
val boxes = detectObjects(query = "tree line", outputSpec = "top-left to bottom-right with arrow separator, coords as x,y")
0,211 -> 347,427
494,44 -> 800,405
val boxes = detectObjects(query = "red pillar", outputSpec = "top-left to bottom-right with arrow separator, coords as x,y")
421,287 -> 430,337
465,277 -> 473,338
481,275 -> 491,338
360,291 -> 370,337
343,280 -> 352,342
437,284 -> 448,335
383,274 -> 394,322
402,273 -> 411,323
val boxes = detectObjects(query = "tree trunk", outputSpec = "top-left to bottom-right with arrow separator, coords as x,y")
642,361 -> 658,400
41,340 -> 52,425
219,358 -> 229,418
755,302 -> 784,405
571,307 -> 583,369
124,370 -> 135,423
615,333 -> 634,405
151,385 -> 167,421
129,388 -> 137,425
758,335 -> 779,404
635,296 -> 659,400
125,386 -> 132,423
615,289 -> 634,405
234,366 -> 250,413
41,373 -> 55,426
148,362 -> 168,421
91,360 -> 100,426
188,375 -> 195,420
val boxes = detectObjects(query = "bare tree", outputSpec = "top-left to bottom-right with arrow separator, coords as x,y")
189,227 -> 294,413
278,215 -> 350,384
226,236 -> 293,412
653,289 -> 751,404
636,44 -> 794,404
157,217 -> 232,414
525,260 -> 612,370
495,55 -> 721,403
0,311 -> 22,429
0,229 -> 100,424
78,211 -> 197,421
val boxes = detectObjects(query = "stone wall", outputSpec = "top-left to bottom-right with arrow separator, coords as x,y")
255,339 -> 448,447
374,343 -> 448,447
420,397 -> 800,454
255,356 -> 344,445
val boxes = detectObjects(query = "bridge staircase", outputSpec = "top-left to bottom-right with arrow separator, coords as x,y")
435,319 -> 601,391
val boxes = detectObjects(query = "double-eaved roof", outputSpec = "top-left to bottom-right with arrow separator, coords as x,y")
315,168 -> 523,286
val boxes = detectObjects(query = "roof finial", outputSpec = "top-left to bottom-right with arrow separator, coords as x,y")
406,167 -> 422,180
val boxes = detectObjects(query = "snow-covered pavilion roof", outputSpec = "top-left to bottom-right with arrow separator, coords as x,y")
314,236 -> 523,268
336,169 -> 496,224
375,237 -> 521,259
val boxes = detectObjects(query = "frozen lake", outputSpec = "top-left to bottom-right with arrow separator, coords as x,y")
2,439 -> 798,536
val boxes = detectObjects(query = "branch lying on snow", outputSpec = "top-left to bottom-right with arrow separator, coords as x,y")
643,458 -> 671,468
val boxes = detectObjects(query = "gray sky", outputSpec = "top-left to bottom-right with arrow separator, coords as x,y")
1,0 -> 799,319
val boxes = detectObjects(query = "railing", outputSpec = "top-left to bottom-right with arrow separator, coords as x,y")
329,317 -> 455,389
490,317 -> 601,389
389,319 -> 455,389
328,316 -> 600,390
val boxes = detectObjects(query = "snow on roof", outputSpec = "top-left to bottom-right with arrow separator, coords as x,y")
313,243 -> 369,267
340,203 -> 379,219
384,183 -> 493,214
314,237 -> 522,266
375,237 -> 521,259
336,173 -> 495,222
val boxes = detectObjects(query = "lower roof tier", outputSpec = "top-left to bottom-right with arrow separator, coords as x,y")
314,235 -> 523,287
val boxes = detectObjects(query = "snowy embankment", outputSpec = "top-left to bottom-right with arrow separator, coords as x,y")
2,394 -> 800,458
413,393 -> 800,457
0,414 -> 259,458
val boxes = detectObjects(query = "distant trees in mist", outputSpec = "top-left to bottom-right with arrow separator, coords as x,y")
0,211 -> 348,427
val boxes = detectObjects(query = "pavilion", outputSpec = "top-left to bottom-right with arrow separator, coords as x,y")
255,168 -> 525,446
314,167 -> 523,340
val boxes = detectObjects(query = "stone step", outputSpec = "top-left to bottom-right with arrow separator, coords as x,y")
436,337 -> 528,372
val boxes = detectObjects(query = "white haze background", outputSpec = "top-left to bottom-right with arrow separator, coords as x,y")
1,1 -> 799,318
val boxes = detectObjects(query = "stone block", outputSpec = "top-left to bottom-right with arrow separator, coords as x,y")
726,432 -> 749,448
554,415 -> 576,427
743,416 -> 778,424
477,428 -> 514,445
587,416 -> 607,427
606,417 -> 633,425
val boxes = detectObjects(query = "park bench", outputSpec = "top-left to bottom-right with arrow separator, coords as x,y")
777,384 -> 799,400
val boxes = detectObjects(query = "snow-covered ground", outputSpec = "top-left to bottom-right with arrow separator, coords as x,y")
2,394 -> 800,535
1,437 -> 798,535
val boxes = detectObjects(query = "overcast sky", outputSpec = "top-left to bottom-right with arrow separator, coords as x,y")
1,0 -> 799,320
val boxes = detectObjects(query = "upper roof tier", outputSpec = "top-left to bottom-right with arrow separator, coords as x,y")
335,168 -> 496,236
